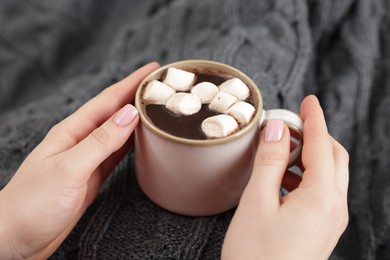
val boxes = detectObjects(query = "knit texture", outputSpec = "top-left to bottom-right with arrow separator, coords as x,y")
0,0 -> 389,259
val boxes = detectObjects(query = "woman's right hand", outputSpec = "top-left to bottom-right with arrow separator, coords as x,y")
222,95 -> 349,260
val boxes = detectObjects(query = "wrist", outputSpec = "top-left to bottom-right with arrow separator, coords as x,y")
0,183 -> 52,260
0,185 -> 33,259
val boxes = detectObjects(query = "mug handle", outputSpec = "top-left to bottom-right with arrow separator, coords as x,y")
260,109 -> 303,166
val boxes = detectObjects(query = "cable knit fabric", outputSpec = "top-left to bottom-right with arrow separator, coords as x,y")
0,0 -> 390,259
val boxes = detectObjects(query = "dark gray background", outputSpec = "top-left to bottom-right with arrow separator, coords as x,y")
1,0 -> 389,259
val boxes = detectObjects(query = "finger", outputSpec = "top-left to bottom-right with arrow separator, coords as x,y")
43,62 -> 159,155
300,95 -> 335,185
99,137 -> 133,182
55,104 -> 139,182
330,136 -> 349,198
242,120 -> 290,211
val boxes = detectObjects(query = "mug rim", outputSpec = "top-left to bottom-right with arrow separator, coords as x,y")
135,59 -> 263,146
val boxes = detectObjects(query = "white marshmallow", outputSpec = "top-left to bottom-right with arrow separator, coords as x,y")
190,82 -> 219,103
163,67 -> 196,91
143,80 -> 176,105
208,91 -> 238,113
201,114 -> 238,139
219,78 -> 250,100
166,93 -> 201,116
227,101 -> 256,126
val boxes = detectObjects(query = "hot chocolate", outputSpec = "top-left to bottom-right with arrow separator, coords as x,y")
140,67 -> 256,140
134,60 -> 303,216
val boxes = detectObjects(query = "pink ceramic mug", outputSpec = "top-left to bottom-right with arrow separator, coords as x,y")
134,60 -> 303,216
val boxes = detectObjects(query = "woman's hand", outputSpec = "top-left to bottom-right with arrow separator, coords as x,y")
0,62 -> 159,259
222,95 -> 349,260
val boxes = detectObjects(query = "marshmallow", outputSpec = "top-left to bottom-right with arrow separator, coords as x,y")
143,80 -> 176,105
208,91 -> 238,113
219,78 -> 250,100
163,67 -> 196,91
201,114 -> 238,139
166,93 -> 202,116
227,101 -> 256,125
190,82 -> 219,103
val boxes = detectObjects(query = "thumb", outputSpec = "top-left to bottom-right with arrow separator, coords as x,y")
242,119 -> 290,210
57,104 -> 139,180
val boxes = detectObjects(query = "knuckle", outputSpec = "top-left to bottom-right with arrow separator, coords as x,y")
341,208 -> 349,231
257,151 -> 287,167
47,123 -> 61,137
47,122 -> 81,144
319,191 -> 345,216
102,87 -> 122,107
55,158 -> 72,173
90,126 -> 114,151
339,146 -> 350,162
334,141 -> 349,161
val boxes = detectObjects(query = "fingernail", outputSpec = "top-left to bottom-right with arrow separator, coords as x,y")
264,119 -> 284,142
113,104 -> 138,127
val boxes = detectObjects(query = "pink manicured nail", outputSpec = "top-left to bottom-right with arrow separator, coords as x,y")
264,119 -> 284,142
113,104 -> 138,127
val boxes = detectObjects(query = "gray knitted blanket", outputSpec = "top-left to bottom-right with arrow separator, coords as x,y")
1,0 -> 389,259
